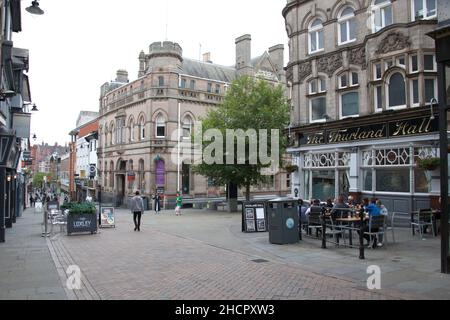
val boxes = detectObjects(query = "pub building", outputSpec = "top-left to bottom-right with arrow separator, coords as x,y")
283,0 -> 448,213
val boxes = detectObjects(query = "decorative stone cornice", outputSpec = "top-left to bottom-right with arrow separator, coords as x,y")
298,62 -> 312,83
317,53 -> 342,77
376,31 -> 411,55
349,46 -> 367,70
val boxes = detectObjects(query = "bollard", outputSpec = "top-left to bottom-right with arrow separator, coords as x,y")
321,208 -> 326,249
359,208 -> 365,260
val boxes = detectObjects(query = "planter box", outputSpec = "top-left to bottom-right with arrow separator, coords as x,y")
67,213 -> 98,235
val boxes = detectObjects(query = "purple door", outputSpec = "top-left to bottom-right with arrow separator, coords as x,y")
155,160 -> 165,187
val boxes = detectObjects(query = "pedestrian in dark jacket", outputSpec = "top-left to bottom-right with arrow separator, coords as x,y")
153,192 -> 161,214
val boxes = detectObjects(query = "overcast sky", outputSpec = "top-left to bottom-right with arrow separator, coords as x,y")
14,0 -> 289,146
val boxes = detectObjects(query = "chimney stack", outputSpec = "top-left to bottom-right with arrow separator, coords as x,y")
116,69 -> 129,83
203,52 -> 212,63
236,34 -> 252,75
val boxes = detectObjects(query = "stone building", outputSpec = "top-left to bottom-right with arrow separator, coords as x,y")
98,36 -> 288,207
284,0 -> 447,213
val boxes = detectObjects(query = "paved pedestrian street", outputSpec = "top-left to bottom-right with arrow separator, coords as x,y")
2,207 -> 450,300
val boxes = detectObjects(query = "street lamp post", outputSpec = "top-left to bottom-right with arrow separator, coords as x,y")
428,1 -> 450,273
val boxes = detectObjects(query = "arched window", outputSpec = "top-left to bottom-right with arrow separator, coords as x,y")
109,161 -> 114,188
387,72 -> 406,109
156,115 -> 166,138
338,7 -> 356,45
128,160 -> 134,190
308,18 -> 324,54
372,0 -> 393,33
128,118 -> 135,142
110,124 -> 115,145
104,161 -> 108,187
182,116 -> 193,139
138,159 -> 145,191
138,117 -> 145,140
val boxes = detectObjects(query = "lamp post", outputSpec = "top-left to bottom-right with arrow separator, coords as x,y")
428,0 -> 450,274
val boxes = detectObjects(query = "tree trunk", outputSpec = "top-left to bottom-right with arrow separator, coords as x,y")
227,182 -> 238,212
245,183 -> 251,201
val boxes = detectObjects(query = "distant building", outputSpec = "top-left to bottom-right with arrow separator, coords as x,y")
69,111 -> 99,201
97,36 -> 288,207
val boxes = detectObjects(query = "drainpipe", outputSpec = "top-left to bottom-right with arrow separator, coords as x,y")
177,74 -> 181,193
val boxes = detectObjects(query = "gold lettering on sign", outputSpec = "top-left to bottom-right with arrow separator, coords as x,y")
307,134 -> 324,145
328,126 -> 386,143
392,118 -> 432,137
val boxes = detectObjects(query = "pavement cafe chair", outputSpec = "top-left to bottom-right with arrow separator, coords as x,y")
364,215 -> 385,249
324,215 -> 346,246
50,210 -> 67,234
384,211 -> 398,244
307,206 -> 324,238
411,209 -> 434,240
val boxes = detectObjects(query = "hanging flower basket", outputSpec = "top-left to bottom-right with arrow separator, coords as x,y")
284,164 -> 299,173
417,158 -> 441,171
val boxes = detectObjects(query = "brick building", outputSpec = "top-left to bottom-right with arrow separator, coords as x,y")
98,36 -> 289,207
284,0 -> 447,212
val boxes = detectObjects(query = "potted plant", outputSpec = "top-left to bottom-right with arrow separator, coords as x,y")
65,202 -> 98,235
284,164 -> 299,173
417,157 -> 441,171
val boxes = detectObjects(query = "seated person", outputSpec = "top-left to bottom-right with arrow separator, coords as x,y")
325,198 -> 334,209
331,195 -> 350,219
358,198 -> 382,248
347,195 -> 357,208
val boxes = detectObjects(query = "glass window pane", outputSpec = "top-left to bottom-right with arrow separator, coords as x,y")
363,170 -> 373,191
338,171 -> 350,198
389,73 -> 406,107
425,79 -> 436,102
376,169 -> 410,193
446,65 -> 450,106
340,23 -> 347,43
426,0 -> 436,16
349,19 -> 357,40
376,86 -> 382,109
376,63 -> 382,79
310,33 -> 317,52
412,79 -> 419,104
414,0 -> 424,19
342,92 -> 359,117
311,97 -> 326,121
312,170 -> 335,201
411,55 -> 418,72
342,7 -> 354,17
312,19 -> 322,28
340,74 -> 347,87
374,10 -> 382,31
310,80 -> 316,93
318,30 -> 324,50
352,72 -> 359,85
384,6 -> 393,26
424,55 -> 435,71
415,169 -> 430,193
320,78 -> 326,92
304,170 -> 310,200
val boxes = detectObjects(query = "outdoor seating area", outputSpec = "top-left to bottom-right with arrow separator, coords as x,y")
293,196 -> 441,259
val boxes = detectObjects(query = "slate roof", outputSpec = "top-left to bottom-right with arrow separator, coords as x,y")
182,58 -> 237,83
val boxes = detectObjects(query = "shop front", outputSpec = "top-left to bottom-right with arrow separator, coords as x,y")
289,109 -> 445,214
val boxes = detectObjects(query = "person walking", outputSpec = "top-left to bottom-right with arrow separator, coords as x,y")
29,194 -> 35,208
130,191 -> 144,231
175,193 -> 183,216
153,192 -> 161,214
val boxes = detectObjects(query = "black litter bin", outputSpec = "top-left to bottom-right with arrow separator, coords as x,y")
267,198 -> 299,244
242,201 -> 268,233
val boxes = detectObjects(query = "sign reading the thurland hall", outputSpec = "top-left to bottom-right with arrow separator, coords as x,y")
300,116 -> 438,146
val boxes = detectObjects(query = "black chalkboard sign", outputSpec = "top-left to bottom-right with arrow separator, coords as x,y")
67,214 -> 98,235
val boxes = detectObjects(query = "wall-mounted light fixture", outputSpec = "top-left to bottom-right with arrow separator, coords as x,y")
26,1 -> 44,15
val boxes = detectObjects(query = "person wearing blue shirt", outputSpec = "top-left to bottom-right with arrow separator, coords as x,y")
360,198 -> 382,248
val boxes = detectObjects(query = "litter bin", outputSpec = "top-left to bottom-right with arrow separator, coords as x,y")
267,198 -> 299,244
242,201 -> 268,233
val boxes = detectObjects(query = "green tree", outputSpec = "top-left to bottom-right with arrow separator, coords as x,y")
193,76 -> 290,203
32,172 -> 51,188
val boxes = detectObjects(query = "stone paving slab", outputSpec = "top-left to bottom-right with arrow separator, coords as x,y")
0,209 -> 67,300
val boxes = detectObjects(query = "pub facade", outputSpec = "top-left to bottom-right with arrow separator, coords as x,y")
283,0 -> 447,212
